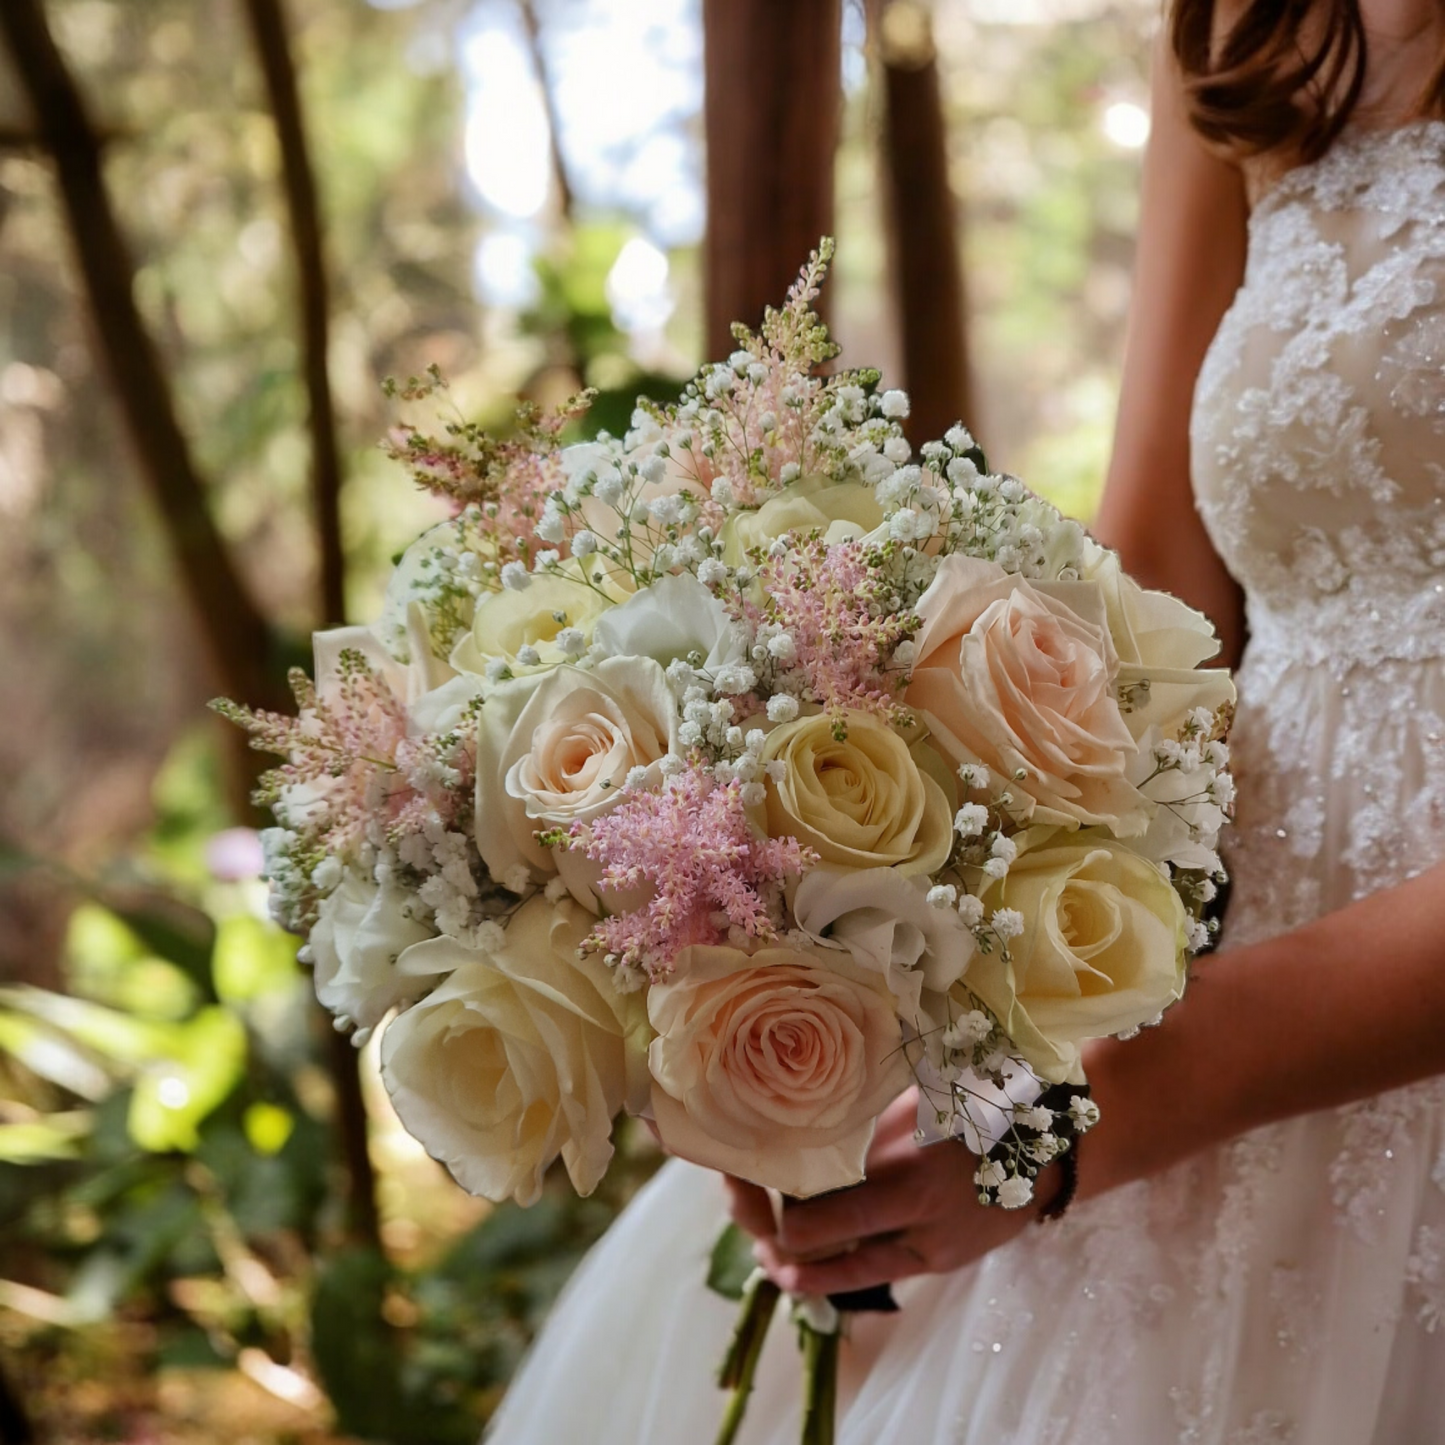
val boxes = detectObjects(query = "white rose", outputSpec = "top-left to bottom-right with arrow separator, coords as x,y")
791,864 -> 975,1021
647,941 -> 912,1196
964,837 -> 1188,1082
309,868 -> 446,1030
475,658 -> 679,884
380,896 -> 650,1206
590,571 -> 747,676
1080,542 -> 1236,740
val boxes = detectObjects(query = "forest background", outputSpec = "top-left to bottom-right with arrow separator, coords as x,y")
0,0 -> 1157,1439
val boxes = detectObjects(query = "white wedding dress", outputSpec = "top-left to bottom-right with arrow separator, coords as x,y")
485,121 -> 1445,1445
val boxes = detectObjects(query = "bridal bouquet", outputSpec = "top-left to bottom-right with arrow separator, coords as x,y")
219,242 -> 1234,1444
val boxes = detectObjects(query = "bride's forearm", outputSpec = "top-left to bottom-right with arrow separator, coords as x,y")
1079,860 -> 1445,1199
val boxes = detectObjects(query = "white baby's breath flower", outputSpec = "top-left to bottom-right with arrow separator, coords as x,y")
1016,1104 -> 1055,1131
982,857 -> 1010,880
713,663 -> 757,696
976,1158 -> 1006,1190
767,633 -> 798,664
555,627 -> 586,657
501,561 -> 531,591
515,644 -> 542,668
956,894 -> 985,926
779,462 -> 802,485
997,1175 -> 1034,1209
766,693 -> 800,723
926,884 -> 958,909
955,803 -> 988,838
990,907 -> 1025,941
989,834 -> 1018,864
883,435 -> 912,464
502,864 -> 533,894
945,425 -> 975,451
698,558 -> 729,588
880,389 -> 910,419
571,529 -> 598,557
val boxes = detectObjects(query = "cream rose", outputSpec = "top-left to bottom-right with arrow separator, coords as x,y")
964,837 -> 1188,1082
309,868 -> 447,1033
647,942 -> 912,1196
720,477 -> 884,564
475,657 -> 679,884
379,896 -> 650,1206
907,554 -> 1151,835
1081,541 -> 1236,740
757,711 -> 954,876
450,560 -> 629,680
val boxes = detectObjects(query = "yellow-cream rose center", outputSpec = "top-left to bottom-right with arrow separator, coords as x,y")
1056,880 -> 1125,975
759,711 -> 952,874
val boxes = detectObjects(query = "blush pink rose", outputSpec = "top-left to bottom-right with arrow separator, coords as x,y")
906,555 -> 1150,835
646,943 -> 911,1197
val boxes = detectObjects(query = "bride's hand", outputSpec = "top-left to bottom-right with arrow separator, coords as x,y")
723,1089 -> 1052,1296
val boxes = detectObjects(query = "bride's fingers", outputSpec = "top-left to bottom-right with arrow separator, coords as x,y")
777,1165 -> 920,1256
756,1232 -> 931,1297
722,1175 -> 776,1239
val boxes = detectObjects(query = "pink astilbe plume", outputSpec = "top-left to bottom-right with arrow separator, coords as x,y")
382,367 -> 593,569
745,538 -> 918,727
212,650 -> 474,860
568,768 -> 816,979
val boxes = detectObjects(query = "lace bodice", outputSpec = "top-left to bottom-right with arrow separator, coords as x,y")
1192,121 -> 1445,678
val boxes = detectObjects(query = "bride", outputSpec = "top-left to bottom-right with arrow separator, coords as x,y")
486,1 -> 1445,1440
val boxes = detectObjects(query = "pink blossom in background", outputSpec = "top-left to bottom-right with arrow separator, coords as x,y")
205,827 -> 266,881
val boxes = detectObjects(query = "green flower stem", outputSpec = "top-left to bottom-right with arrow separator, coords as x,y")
799,1321 -> 840,1445
715,1275 -> 782,1445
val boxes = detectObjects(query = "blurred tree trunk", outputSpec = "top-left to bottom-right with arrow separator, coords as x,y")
871,0 -> 975,445
702,0 -> 842,358
1,0 -> 383,1256
242,0 -> 346,631
518,0 -> 574,226
0,0 -> 284,715
0,1358 -> 33,1445
241,0 -> 380,1253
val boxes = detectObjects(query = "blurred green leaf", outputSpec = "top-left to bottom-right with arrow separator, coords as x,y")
0,1113 -> 92,1163
105,894 -> 218,1004
213,914 -> 299,1004
707,1223 -> 757,1302
0,1009 -> 115,1100
127,1007 -> 247,1153
242,1101 -> 294,1156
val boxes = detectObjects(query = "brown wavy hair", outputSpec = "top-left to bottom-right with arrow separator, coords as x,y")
1171,0 -> 1445,161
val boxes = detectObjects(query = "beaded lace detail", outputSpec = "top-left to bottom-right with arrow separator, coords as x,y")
1193,121 -> 1445,681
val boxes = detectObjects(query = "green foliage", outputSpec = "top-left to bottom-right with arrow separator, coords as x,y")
707,1223 -> 759,1302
